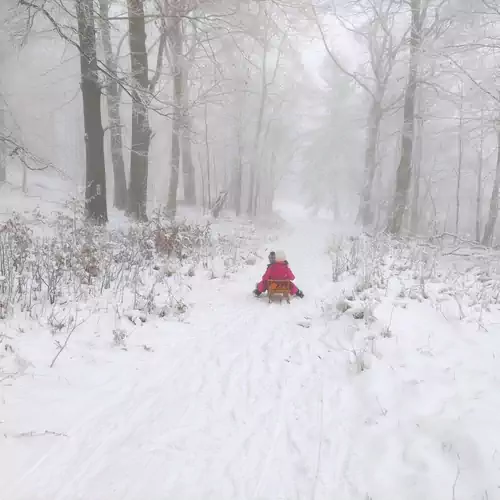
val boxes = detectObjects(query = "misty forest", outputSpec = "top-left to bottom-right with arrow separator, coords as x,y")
4,1 -> 500,499
1,0 -> 499,240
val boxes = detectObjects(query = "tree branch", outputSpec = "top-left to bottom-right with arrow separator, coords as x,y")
312,5 -> 375,99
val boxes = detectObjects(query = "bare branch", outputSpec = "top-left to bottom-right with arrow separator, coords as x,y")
312,5 -> 375,98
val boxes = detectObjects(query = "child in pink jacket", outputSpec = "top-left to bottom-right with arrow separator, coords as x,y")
253,250 -> 304,298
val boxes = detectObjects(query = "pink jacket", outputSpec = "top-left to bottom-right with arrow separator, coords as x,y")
261,262 -> 295,282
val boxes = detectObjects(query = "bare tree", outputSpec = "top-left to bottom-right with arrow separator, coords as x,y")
409,85 -> 424,234
482,114 -> 500,246
387,0 -> 422,235
475,109 -> 486,242
127,0 -> 150,220
98,0 -> 127,210
166,10 -> 182,217
455,81 -> 464,236
180,27 -> 197,206
77,0 -> 108,223
315,0 -> 407,228
0,2 -> 9,182
247,8 -> 286,216
229,84 -> 246,216
165,1 -> 199,216
247,32 -> 268,217
0,101 -> 5,183
16,0 -> 109,220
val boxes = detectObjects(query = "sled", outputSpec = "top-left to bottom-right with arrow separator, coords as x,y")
267,279 -> 291,304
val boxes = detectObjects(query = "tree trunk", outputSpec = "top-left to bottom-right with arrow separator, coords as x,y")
198,152 -> 206,211
247,168 -> 255,215
99,0 -> 127,211
230,97 -> 244,216
212,147 -> 219,208
410,116 -> 423,234
247,91 -> 266,216
166,16 -> 182,217
476,113 -> 485,243
482,127 -> 500,246
22,163 -> 27,193
127,0 -> 150,221
265,151 -> 277,215
455,85 -> 464,236
0,101 -> 6,183
476,150 -> 484,243
211,190 -> 228,218
202,101 -> 212,210
410,83 -> 424,235
233,159 -> 243,215
387,0 -> 421,235
357,98 -> 382,227
77,0 -> 108,223
180,66 -> 196,205
253,175 -> 260,216
247,24 -> 268,217
181,116 -> 196,205
232,131 -> 243,216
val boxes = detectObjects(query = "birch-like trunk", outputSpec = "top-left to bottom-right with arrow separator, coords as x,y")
0,105 -> 5,183
247,15 -> 268,217
476,112 -> 485,242
127,0 -> 150,220
180,59 -> 196,205
357,98 -> 382,227
231,118 -> 244,216
410,114 -> 423,234
166,16 -> 182,217
388,0 -> 421,235
181,115 -> 196,205
482,126 -> 500,246
202,102 -> 212,210
455,85 -> 464,236
410,83 -> 424,235
99,0 -> 127,210
476,150 -> 484,243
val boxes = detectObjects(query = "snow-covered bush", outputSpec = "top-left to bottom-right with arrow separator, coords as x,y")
151,212 -> 211,261
0,207 -> 247,320
327,232 -> 500,338
0,214 -> 33,318
326,234 -> 450,372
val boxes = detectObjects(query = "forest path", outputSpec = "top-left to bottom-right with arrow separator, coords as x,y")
4,205 -> 358,500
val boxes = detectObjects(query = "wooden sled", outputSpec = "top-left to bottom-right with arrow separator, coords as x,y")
267,279 -> 291,304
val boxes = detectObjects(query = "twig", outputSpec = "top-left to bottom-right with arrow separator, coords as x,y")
435,232 -> 487,248
49,312 -> 90,368
0,372 -> 18,383
452,456 -> 461,500
10,429 -> 68,438
443,247 -> 463,256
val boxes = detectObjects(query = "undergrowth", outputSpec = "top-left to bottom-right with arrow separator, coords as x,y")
326,233 -> 500,372
0,205 -> 254,322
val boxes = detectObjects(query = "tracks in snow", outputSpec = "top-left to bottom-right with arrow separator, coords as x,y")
6,216 -> 359,500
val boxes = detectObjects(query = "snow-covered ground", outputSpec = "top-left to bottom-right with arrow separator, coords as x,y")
2,201 -> 500,500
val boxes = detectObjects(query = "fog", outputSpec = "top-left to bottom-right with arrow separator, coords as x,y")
1,0 -> 499,239
5,2 -> 500,498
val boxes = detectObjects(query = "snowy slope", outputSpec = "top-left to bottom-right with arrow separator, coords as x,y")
2,203 -> 500,500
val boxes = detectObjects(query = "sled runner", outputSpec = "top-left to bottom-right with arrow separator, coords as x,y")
267,279 -> 291,304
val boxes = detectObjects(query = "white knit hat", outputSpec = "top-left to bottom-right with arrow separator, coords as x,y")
275,250 -> 286,262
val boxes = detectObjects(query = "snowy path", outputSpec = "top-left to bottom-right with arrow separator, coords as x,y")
4,206 -> 500,499
4,207 -> 351,500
